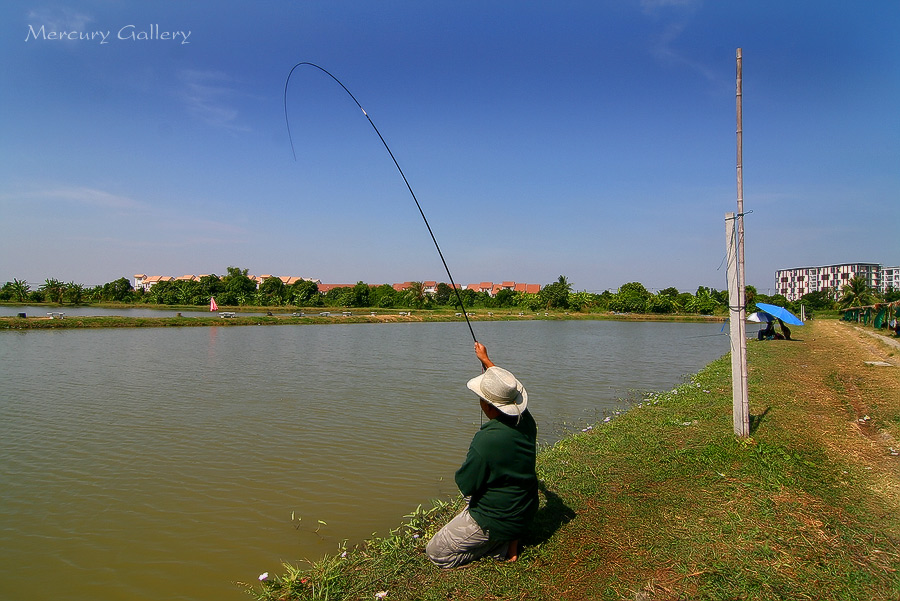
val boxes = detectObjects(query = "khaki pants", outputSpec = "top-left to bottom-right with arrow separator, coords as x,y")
426,506 -> 511,569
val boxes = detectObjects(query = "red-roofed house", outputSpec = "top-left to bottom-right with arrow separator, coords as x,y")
133,275 -> 173,291
511,283 -> 542,294
318,283 -> 354,294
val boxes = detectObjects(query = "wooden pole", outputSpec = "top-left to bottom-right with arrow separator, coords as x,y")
732,48 -> 750,437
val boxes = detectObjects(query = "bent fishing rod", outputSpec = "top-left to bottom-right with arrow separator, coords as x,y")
284,61 -> 476,343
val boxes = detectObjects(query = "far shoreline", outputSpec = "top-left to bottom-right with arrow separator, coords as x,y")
0,304 -> 728,330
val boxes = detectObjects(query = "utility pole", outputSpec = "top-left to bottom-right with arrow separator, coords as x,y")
729,48 -> 750,437
726,213 -> 749,436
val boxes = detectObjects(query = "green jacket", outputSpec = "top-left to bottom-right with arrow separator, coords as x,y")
455,410 -> 538,540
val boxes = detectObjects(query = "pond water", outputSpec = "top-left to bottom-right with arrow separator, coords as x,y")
0,320 -> 729,601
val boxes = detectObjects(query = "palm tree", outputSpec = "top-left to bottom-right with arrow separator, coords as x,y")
65,282 -> 86,304
540,275 -> 573,309
10,278 -> 30,302
40,278 -> 66,304
839,275 -> 875,309
404,282 -> 428,309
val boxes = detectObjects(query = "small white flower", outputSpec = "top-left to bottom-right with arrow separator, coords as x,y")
375,591 -> 388,600
341,550 -> 348,557
258,572 -> 269,581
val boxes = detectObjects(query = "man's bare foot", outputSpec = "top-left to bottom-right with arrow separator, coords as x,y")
506,539 -> 519,562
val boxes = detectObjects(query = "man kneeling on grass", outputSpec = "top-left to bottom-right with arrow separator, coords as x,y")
426,342 -> 538,569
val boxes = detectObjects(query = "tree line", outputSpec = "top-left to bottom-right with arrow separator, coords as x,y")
2,269 -> 896,314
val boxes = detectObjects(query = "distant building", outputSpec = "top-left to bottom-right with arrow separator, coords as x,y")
514,283 -> 542,294
318,283 -> 356,294
251,275 -> 319,288
133,274 -> 173,291
136,273 -> 319,291
774,262 -> 890,301
460,281 -> 541,297
882,266 -> 900,293
134,272 -> 544,297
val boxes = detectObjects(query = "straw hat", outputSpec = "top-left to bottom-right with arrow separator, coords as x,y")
466,366 -> 528,416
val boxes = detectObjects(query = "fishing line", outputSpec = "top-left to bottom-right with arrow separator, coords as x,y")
284,62 -> 477,343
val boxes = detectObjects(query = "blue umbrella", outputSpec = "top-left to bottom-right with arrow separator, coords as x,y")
755,302 -> 804,326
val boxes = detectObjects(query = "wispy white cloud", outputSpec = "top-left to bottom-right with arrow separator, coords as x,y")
26,7 -> 94,32
651,22 -> 718,83
1,186 -> 148,211
0,184 -> 246,239
177,70 -> 250,131
639,0 -> 721,85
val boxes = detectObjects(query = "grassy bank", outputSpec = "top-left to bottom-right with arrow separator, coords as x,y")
0,309 -> 724,329
250,320 -> 900,600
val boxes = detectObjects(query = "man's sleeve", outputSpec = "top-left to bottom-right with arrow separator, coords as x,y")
454,444 -> 489,498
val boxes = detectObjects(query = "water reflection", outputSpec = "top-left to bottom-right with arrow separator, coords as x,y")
0,320 -> 728,601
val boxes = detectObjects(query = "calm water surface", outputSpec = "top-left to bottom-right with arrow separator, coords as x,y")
0,320 -> 728,601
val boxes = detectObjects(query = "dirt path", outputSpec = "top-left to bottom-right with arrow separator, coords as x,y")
760,319 -> 900,508
848,322 -> 900,353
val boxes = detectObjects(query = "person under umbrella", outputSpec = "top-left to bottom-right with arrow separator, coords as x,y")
778,318 -> 791,340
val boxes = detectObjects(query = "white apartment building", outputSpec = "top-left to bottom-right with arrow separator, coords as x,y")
882,266 -> 900,293
774,262 -> 885,302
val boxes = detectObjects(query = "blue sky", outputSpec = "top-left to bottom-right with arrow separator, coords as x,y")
1,1 -> 897,294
